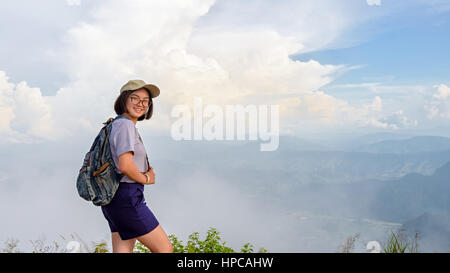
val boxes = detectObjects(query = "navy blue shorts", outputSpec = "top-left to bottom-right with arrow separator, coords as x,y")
101,182 -> 160,240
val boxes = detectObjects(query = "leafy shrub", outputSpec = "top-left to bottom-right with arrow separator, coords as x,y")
134,227 -> 268,253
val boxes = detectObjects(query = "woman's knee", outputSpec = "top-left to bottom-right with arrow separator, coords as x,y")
145,238 -> 173,253
137,225 -> 173,253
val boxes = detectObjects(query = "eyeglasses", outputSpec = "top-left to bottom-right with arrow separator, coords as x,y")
129,95 -> 152,107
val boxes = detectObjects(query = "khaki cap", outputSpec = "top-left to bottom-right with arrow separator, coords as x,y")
120,80 -> 160,98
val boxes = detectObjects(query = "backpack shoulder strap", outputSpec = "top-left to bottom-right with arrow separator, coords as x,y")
137,133 -> 151,172
103,117 -> 114,126
103,115 -> 130,126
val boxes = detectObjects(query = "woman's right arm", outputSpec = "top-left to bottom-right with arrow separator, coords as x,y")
118,152 -> 155,184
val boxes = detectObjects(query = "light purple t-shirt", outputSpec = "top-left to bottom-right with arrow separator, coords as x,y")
109,117 -> 149,183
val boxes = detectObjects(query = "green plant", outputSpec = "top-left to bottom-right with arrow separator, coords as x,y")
383,229 -> 420,253
258,248 -> 269,253
134,227 -> 268,253
2,238 -> 21,253
168,234 -> 186,253
240,243 -> 254,253
93,241 -> 109,253
29,236 -> 61,253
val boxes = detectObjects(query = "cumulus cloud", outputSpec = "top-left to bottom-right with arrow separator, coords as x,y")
281,93 -> 417,131
341,96 -> 418,130
0,0 -> 347,143
273,91 -> 404,135
0,0 -> 409,144
431,84 -> 450,101
373,110 -> 418,129
196,0 -> 387,53
0,71 -> 67,144
425,84 -> 450,119
369,96 -> 383,112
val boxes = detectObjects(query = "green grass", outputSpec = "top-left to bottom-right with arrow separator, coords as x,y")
382,229 -> 419,253
338,228 -> 421,253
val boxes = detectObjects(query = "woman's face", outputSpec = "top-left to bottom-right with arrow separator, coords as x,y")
125,88 -> 151,119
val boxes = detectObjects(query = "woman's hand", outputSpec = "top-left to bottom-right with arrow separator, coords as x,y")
143,166 -> 155,185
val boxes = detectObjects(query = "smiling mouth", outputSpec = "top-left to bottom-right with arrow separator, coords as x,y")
134,108 -> 143,113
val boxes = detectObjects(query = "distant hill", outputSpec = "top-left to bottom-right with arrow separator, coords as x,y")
343,132 -> 416,149
402,212 -> 450,252
354,136 -> 450,154
369,161 -> 450,222
147,134 -> 450,188
276,135 -> 330,152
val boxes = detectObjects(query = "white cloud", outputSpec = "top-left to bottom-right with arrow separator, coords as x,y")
425,84 -> 450,119
274,92 -> 417,132
196,0 -> 389,53
366,0 -> 381,6
0,71 -> 67,144
350,96 -> 418,130
369,96 -> 383,112
432,84 -> 450,100
0,0 -> 424,144
1,0 -> 350,142
272,92 -> 398,136
375,110 -> 418,129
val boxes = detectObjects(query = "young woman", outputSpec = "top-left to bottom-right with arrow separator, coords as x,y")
101,80 -> 173,253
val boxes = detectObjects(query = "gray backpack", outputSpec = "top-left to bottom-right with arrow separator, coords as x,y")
76,115 -> 127,206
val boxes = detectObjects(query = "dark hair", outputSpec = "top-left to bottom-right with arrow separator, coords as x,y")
114,89 -> 153,121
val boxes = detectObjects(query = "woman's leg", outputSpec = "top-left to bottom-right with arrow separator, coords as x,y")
111,232 -> 136,253
136,224 -> 173,253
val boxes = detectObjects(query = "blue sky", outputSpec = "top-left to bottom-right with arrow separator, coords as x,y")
295,2 -> 450,89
